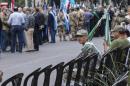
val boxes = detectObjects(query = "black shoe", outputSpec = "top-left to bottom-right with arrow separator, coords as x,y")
33,49 -> 39,51
50,41 -> 56,43
25,50 -> 32,52
25,50 -> 36,52
11,51 -> 15,53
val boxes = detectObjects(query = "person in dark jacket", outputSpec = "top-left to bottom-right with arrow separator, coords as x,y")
33,8 -> 41,51
0,18 -> 2,51
48,7 -> 57,43
38,9 -> 45,45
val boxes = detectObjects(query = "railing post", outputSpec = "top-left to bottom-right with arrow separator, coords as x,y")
1,73 -> 24,86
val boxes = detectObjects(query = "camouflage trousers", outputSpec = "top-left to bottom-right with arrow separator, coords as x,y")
58,26 -> 66,41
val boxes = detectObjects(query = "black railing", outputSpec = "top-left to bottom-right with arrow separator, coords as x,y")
1,46 -> 130,86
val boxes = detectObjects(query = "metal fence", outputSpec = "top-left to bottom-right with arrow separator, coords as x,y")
1,46 -> 130,86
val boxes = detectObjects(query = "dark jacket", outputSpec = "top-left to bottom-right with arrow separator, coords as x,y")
26,14 -> 35,29
39,13 -> 45,26
48,12 -> 55,28
34,12 -> 41,29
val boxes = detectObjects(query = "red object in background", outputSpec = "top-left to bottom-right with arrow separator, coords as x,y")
11,0 -> 15,11
0,2 -> 8,8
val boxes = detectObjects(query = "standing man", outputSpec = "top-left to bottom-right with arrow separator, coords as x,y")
69,8 -> 78,41
83,8 -> 93,33
25,8 -> 35,51
42,9 -> 49,43
39,8 -> 45,45
33,8 -> 41,51
48,7 -> 57,43
8,7 -> 25,53
0,8 -> 9,52
77,7 -> 84,30
57,11 -> 66,41
18,7 -> 27,47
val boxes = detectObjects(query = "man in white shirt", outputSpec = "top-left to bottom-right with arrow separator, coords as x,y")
8,7 -> 25,53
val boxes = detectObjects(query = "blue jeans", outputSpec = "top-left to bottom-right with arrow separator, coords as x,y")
85,22 -> 90,33
42,25 -> 49,42
50,28 -> 56,43
11,25 -> 24,53
1,30 -> 8,51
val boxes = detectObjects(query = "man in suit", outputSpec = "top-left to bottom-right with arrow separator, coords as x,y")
33,8 -> 41,51
48,7 -> 57,43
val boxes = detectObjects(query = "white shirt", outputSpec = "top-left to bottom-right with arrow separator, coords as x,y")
8,12 -> 25,26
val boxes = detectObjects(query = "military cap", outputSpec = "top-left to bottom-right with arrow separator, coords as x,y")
76,29 -> 88,37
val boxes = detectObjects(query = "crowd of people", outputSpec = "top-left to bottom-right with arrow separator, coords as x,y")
0,4 -> 130,54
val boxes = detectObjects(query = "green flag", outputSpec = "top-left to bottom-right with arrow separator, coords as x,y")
88,5 -> 111,41
88,17 -> 103,41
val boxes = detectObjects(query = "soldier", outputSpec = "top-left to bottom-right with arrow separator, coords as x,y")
112,12 -> 127,29
110,26 -> 129,50
83,8 -> 94,33
57,11 -> 66,41
77,7 -> 85,30
69,8 -> 78,41
0,7 -> 10,52
76,29 -> 101,68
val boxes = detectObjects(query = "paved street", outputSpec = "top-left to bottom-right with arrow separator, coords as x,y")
0,37 -> 103,85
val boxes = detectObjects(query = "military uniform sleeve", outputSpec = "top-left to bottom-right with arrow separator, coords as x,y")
109,40 -> 119,50
82,44 -> 95,56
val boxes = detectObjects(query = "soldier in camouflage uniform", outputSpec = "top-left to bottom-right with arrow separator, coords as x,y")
112,12 -> 127,29
57,11 -> 66,41
0,8 -> 10,52
69,8 -> 78,41
77,8 -> 85,30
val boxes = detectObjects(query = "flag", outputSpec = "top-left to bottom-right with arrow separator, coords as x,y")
104,12 -> 111,46
63,6 -> 70,32
88,17 -> 103,41
11,0 -> 15,11
88,5 -> 111,41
